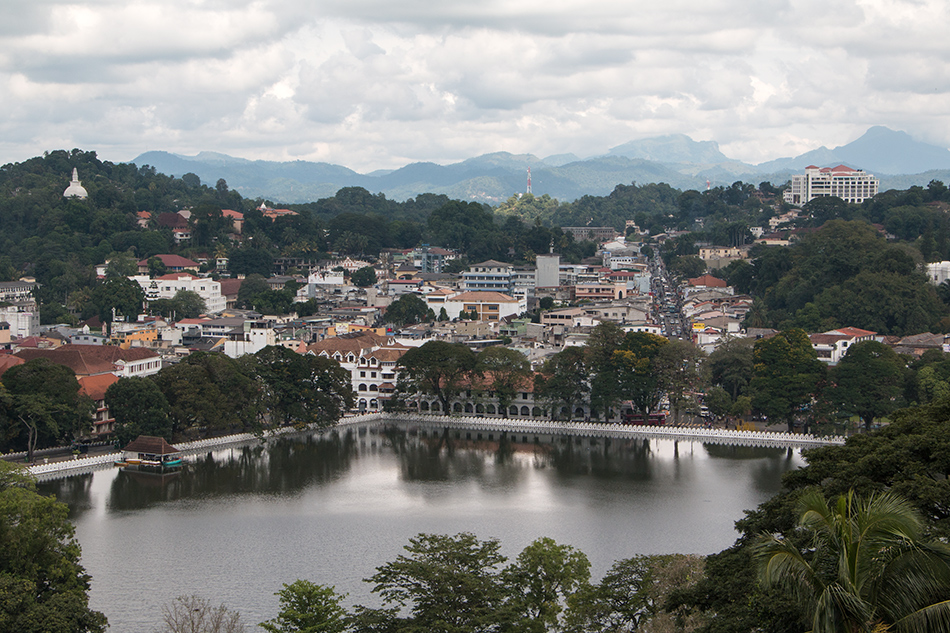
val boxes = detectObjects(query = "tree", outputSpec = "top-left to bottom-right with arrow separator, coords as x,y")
152,352 -> 260,437
827,341 -> 906,430
158,595 -> 246,633
396,341 -> 476,413
749,329 -> 825,432
755,490 -> 950,633
259,580 -> 346,633
91,276 -> 145,336
385,294 -> 429,327
706,336 -> 755,400
614,332 -> 669,422
587,322 -> 626,421
351,266 -> 377,288
502,537 -> 591,632
565,554 -> 706,633
237,273 -> 271,309
246,346 -> 354,428
654,340 -> 705,425
535,346 -> 589,421
0,461 -> 108,632
475,347 -> 531,419
353,533 -> 508,633
104,376 -> 172,445
1,358 -> 92,461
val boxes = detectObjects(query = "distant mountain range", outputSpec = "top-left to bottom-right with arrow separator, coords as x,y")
131,126 -> 950,204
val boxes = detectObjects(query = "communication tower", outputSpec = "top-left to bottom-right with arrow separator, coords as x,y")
526,167 -> 532,195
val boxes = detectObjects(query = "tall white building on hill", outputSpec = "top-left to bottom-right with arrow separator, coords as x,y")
783,165 -> 879,206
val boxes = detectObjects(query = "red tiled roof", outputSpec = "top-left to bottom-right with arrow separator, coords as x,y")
687,274 -> 727,288
0,354 -> 25,379
14,345 -> 159,377
156,273 -> 197,280
137,254 -> 199,268
78,373 -> 119,401
218,279 -> 243,296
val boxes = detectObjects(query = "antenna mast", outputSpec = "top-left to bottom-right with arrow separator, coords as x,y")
526,167 -> 532,195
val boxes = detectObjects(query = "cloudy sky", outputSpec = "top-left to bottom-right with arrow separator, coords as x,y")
1,0 -> 947,172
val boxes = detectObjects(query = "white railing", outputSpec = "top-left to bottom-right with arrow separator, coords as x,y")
338,412 -> 846,447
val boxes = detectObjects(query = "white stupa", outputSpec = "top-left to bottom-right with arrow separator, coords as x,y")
63,168 -> 88,199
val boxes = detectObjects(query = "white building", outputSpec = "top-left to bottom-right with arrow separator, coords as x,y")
131,273 -> 226,314
783,165 -> 879,206
926,261 -> 950,286
0,303 -> 39,339
433,291 -> 525,322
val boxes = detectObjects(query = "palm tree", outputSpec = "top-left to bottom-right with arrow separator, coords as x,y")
755,490 -> 950,633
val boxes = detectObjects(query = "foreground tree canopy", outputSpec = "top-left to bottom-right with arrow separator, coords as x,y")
0,462 -> 107,632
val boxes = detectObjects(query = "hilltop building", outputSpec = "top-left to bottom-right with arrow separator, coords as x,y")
783,165 -> 879,206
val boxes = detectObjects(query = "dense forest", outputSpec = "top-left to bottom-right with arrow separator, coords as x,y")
3,149 -> 950,335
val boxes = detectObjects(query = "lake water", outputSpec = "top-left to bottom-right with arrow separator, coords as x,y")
39,422 -> 804,632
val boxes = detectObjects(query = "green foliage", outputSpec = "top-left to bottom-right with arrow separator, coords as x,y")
260,580 -> 346,633
354,532 -> 509,633
385,294 -> 429,327
351,266 -> 377,288
535,346 -> 589,420
396,341 -> 477,413
104,376 -> 172,445
825,341 -> 907,429
613,331 -> 670,421
502,537 -> 591,631
0,461 -> 108,632
474,347 -> 531,418
245,346 -> 354,428
151,289 -> 206,319
566,554 -> 706,633
749,329 -> 825,431
1,358 -> 93,459
706,337 -> 755,400
755,490 -> 950,633
152,352 -> 260,438
91,275 -> 145,333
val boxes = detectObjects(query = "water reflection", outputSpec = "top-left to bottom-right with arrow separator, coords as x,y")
40,423 -> 802,517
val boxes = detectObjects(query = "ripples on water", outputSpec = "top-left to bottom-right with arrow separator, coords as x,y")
39,422 -> 803,633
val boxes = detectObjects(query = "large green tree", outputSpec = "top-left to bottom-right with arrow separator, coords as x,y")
0,461 -> 108,632
104,376 -> 172,445
826,341 -> 907,430
259,580 -> 346,633
396,341 -> 476,413
502,537 -> 591,632
756,490 -> 950,633
614,332 -> 669,422
152,352 -> 260,437
749,329 -> 825,432
535,346 -> 590,421
1,358 -> 93,461
385,294 -> 430,327
246,346 -> 354,428
352,532 -> 509,633
474,347 -> 532,418
91,276 -> 145,336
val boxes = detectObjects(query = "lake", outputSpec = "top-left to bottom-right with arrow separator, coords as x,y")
39,421 -> 804,632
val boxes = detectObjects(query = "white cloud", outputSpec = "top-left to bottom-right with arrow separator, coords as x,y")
0,0 -> 948,173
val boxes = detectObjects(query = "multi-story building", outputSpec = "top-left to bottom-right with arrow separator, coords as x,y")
306,331 -> 410,412
462,260 -> 515,294
131,273 -> 226,313
783,165 -> 879,206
